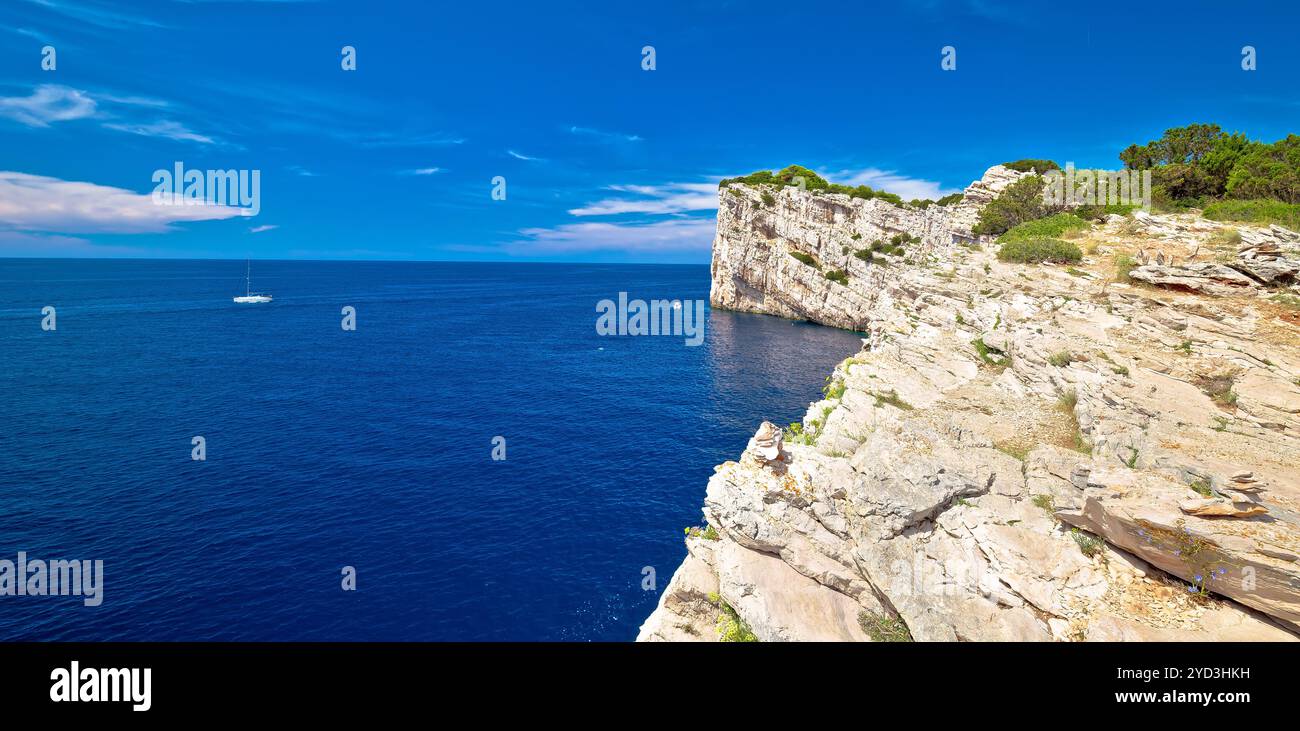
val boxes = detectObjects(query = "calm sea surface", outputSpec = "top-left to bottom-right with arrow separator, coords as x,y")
0,259 -> 862,640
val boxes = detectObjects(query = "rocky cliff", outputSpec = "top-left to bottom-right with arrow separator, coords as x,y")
639,168 -> 1300,642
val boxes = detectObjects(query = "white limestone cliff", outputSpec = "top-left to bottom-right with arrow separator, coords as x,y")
639,167 -> 1300,642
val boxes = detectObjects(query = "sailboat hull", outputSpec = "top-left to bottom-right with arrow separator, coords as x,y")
236,260 -> 271,303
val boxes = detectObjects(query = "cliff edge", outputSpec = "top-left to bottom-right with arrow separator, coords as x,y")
639,168 -> 1300,642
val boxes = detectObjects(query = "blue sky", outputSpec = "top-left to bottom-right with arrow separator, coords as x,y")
1,0 -> 1297,263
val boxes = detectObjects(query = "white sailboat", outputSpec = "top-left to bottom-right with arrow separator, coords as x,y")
233,260 -> 272,303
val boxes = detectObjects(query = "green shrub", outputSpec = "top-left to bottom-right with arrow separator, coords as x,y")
823,378 -> 846,400
997,238 -> 1083,264
854,249 -> 873,263
1203,199 -> 1300,230
789,251 -> 820,269
973,175 -> 1059,236
971,337 -> 1007,367
1002,159 -> 1061,174
1199,373 -> 1238,407
1071,528 -> 1105,558
712,597 -> 759,642
868,238 -> 907,257
872,390 -> 913,411
1225,134 -> 1300,203
825,269 -> 849,285
719,165 -> 906,206
936,192 -> 964,206
1072,203 -> 1137,220
998,213 -> 1091,242
1118,125 -> 1300,209
1119,124 -> 1241,202
858,611 -> 913,642
760,191 -> 776,207
1114,255 -> 1137,282
685,525 -> 720,541
720,165 -> 829,191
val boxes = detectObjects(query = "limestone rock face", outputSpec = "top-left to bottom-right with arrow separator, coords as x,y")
641,166 -> 1300,643
1128,262 -> 1260,295
944,164 -> 1028,239
708,166 -> 1029,330
1178,496 -> 1269,518
1122,213 -> 1300,291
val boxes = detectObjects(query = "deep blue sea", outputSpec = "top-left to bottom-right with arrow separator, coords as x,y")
0,259 -> 862,640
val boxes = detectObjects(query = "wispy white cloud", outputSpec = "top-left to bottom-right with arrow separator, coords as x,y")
249,224 -> 278,233
0,83 -> 225,144
349,131 -> 465,148
568,182 -> 718,216
0,171 -> 250,234
95,91 -> 171,108
102,119 -> 215,144
402,167 -> 442,175
0,84 -> 96,127
287,165 -> 318,177
513,218 -> 715,255
568,125 -> 643,143
9,27 -> 55,42
22,0 -> 166,31
820,166 -> 961,200
507,149 -> 540,161
517,175 -> 719,255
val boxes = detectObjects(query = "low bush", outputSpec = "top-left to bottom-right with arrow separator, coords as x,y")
997,238 -> 1084,264
1071,528 -> 1105,558
824,269 -> 849,285
998,213 -> 1091,242
718,166 -> 907,207
1114,255 -> 1137,282
1072,203 -> 1138,220
1048,350 -> 1074,367
789,251 -> 820,269
1002,159 -> 1061,174
858,611 -> 913,642
973,175 -> 1059,236
1203,199 -> 1300,230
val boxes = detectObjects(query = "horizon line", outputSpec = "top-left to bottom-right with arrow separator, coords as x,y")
0,255 -> 711,266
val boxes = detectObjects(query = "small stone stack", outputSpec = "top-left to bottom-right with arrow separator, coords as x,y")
746,421 -> 789,469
